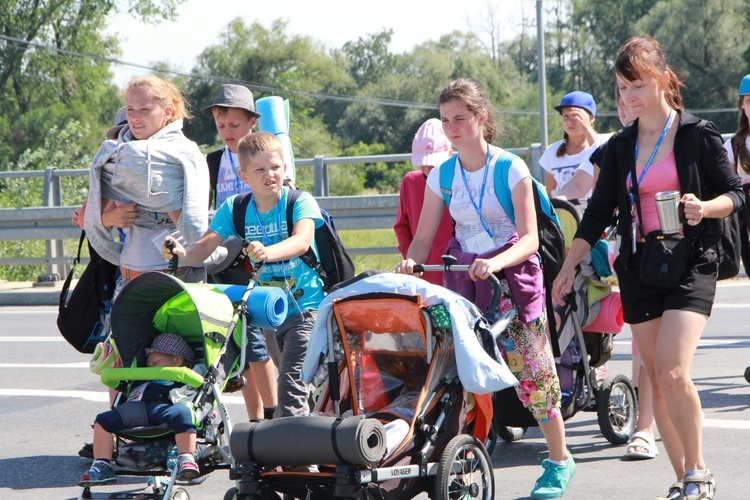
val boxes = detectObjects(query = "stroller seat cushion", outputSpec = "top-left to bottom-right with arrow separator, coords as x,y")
116,401 -> 149,429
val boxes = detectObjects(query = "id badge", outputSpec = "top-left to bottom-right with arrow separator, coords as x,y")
465,231 -> 495,254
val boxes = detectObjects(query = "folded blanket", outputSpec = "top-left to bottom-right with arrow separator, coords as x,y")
84,120 -> 209,265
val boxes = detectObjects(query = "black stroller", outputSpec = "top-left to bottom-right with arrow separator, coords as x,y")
492,198 -> 637,445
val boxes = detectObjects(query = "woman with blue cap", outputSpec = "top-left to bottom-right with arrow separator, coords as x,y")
540,91 -> 607,199
722,74 -> 750,278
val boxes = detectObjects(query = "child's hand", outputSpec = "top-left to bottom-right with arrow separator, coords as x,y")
244,240 -> 268,262
162,237 -> 186,260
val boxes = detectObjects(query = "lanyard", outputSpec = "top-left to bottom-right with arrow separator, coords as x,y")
227,149 -> 241,194
250,194 -> 283,246
631,109 -> 674,198
458,144 -> 493,237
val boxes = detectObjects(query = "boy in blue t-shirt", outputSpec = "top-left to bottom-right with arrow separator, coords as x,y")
163,131 -> 324,417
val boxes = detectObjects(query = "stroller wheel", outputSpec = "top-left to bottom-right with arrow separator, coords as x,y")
435,434 -> 494,500
495,425 -> 527,443
596,374 -> 637,445
169,486 -> 190,500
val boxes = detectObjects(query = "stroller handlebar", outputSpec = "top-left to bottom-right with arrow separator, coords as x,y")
412,262 -> 503,324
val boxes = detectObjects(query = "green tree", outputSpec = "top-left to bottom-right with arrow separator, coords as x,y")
0,0 -> 185,167
186,18 -> 353,149
635,0 -> 749,131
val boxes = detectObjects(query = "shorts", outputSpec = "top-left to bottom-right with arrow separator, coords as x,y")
614,243 -> 716,324
243,325 -> 271,366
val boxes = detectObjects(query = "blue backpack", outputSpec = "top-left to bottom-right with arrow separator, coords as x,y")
438,150 -> 565,355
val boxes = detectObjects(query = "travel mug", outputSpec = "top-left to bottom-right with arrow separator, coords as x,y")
654,191 -> 683,234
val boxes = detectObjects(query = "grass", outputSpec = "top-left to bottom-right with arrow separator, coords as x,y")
338,228 -> 402,275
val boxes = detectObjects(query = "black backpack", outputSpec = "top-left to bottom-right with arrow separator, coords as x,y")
57,231 -> 118,353
232,190 -> 355,292
710,134 -> 745,280
206,148 -> 223,209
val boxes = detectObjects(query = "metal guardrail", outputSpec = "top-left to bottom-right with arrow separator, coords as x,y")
0,145 -> 542,278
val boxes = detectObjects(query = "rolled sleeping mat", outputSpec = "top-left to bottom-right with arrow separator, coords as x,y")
256,96 -> 295,183
581,291 -> 625,334
212,284 -> 287,329
275,133 -> 296,184
256,96 -> 288,135
230,415 -> 387,466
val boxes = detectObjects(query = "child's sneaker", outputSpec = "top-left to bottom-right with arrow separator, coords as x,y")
79,460 -> 116,487
530,455 -> 576,499
176,456 -> 200,481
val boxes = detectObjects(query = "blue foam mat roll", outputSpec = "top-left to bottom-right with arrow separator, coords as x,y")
212,285 -> 287,329
276,133 -> 296,183
256,96 -> 288,135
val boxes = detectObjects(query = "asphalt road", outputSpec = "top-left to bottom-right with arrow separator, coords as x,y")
1,281 -> 748,499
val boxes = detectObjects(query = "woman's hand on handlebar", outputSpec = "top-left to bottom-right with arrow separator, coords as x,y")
551,266 -> 576,308
394,258 -> 420,276
468,257 -> 502,282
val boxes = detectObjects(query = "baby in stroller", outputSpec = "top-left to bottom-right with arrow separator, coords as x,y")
79,333 -> 202,486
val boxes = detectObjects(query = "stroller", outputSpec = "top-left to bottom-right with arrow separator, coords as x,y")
492,198 -> 637,445
80,270 -> 286,500
226,270 -> 518,500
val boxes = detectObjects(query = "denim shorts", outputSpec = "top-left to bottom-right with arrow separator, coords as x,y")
243,325 -> 271,365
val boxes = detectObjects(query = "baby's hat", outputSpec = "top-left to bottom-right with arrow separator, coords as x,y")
146,333 -> 195,365
411,118 -> 452,167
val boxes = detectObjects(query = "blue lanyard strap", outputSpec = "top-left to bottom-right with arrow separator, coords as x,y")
632,109 -> 674,188
459,144 -> 493,237
250,194 -> 284,246
227,149 -> 240,194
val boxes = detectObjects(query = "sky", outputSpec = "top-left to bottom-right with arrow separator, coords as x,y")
107,0 -> 529,86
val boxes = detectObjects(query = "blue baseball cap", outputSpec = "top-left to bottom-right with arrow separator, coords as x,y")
739,75 -> 750,96
555,91 -> 597,117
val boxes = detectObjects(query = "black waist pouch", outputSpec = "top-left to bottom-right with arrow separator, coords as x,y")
639,231 -> 693,288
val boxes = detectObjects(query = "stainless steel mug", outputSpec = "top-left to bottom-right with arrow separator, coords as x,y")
654,190 -> 683,234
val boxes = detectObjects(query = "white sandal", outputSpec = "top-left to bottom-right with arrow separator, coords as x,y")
623,430 -> 658,460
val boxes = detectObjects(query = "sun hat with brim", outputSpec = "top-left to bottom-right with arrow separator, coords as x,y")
554,91 -> 597,117
202,84 -> 261,119
739,75 -> 750,96
145,333 -> 195,365
411,118 -> 452,167
106,106 -> 128,140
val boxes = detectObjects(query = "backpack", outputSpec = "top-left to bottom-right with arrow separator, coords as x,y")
206,148 -> 223,209
709,134 -> 745,280
232,189 -> 355,292
57,231 -> 118,354
438,150 -> 566,356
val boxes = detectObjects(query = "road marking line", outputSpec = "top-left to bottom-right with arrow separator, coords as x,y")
0,309 -> 57,313
703,418 -> 750,430
0,336 -> 65,341
0,362 -> 89,368
615,339 -> 750,347
0,388 -> 245,404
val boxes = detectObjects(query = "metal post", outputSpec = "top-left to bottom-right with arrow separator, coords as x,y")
536,0 -> 548,152
41,167 -> 63,281
313,156 -> 326,197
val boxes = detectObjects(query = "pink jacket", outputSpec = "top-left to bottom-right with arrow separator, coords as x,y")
394,170 -> 454,286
